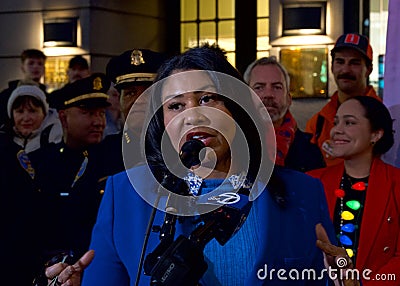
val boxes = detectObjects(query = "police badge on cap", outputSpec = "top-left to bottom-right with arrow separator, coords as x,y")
52,73 -> 111,110
106,49 -> 168,91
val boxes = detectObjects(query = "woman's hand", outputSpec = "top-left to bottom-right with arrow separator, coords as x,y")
315,224 -> 359,286
45,250 -> 94,286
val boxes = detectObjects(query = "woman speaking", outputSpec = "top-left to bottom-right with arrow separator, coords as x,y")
44,46 -> 335,286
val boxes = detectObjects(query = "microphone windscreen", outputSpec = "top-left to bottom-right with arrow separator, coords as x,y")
179,139 -> 206,169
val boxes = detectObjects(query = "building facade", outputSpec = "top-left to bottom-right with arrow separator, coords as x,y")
0,0 -> 388,96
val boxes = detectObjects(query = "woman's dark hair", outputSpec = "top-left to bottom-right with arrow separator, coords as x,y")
10,96 -> 46,126
144,45 -> 265,185
0,95 -> 45,135
350,96 -> 394,155
12,96 -> 45,113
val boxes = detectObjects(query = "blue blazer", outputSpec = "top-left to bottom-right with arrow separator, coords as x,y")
82,165 -> 335,286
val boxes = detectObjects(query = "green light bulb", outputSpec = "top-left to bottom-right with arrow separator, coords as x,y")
346,200 -> 361,210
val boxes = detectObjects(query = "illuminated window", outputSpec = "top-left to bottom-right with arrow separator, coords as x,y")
44,57 -> 70,92
181,0 -> 270,67
280,48 -> 328,98
181,0 -> 236,65
256,0 -> 270,58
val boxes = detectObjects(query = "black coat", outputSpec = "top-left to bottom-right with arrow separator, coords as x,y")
28,141 -> 117,261
0,132 -> 43,285
284,129 -> 326,172
101,128 -> 143,173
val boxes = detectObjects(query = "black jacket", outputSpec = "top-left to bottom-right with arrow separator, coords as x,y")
285,129 -> 326,172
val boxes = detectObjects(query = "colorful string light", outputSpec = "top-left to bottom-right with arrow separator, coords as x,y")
341,223 -> 356,232
346,200 -> 361,210
335,174 -> 368,260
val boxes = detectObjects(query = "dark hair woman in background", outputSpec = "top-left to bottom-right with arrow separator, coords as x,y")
309,96 -> 400,286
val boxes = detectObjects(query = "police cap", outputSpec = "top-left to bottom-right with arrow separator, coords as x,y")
106,49 -> 168,91
53,72 -> 111,110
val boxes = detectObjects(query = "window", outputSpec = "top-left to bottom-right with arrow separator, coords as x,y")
43,18 -> 78,47
257,0 -> 270,58
181,0 -> 236,65
44,57 -> 70,92
180,0 -> 270,67
280,48 -> 328,98
282,3 -> 326,36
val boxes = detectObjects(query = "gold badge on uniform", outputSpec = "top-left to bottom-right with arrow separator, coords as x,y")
131,49 -> 145,66
93,77 -> 103,90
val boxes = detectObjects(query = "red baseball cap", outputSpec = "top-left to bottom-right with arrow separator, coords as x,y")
331,33 -> 373,62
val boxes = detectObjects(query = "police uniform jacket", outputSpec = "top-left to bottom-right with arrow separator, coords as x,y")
101,128 -> 144,174
29,141 -> 110,260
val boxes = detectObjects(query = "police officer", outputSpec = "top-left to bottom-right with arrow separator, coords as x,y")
102,49 -> 168,171
29,73 -> 114,267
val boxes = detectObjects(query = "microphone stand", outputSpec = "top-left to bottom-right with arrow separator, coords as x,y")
143,185 -> 253,285
135,173 -> 183,286
134,187 -> 162,286
138,140 -> 206,285
143,175 -> 187,282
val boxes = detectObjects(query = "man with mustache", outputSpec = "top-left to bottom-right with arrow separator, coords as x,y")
244,56 -> 325,172
306,33 -> 381,166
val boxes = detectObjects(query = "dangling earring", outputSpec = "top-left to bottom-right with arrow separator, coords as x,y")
371,141 -> 376,145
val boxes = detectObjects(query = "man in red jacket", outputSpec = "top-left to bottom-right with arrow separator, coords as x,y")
306,33 -> 381,166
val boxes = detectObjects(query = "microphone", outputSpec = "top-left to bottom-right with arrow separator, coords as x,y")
192,189 -> 252,247
157,139 -> 206,240
143,140 -> 206,285
136,140 -> 205,286
143,139 -> 253,285
179,139 -> 205,169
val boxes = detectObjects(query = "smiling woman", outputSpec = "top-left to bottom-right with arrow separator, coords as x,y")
3,84 -> 62,153
12,96 -> 45,136
308,96 -> 400,285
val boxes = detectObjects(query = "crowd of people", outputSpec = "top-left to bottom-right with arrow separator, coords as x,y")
0,33 -> 399,286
